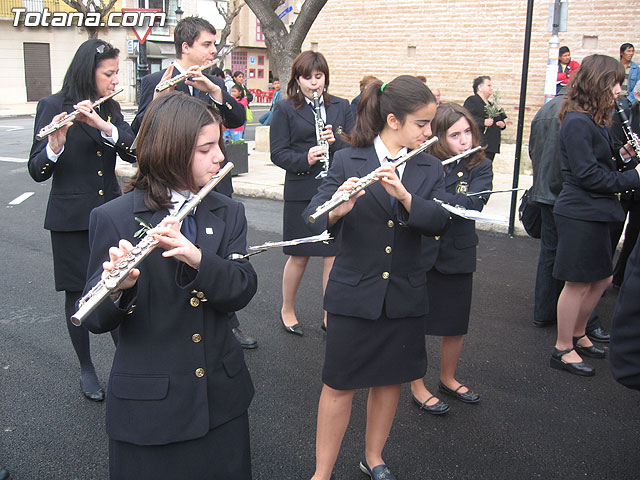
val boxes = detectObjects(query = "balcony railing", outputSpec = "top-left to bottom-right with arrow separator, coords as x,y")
0,0 -> 70,19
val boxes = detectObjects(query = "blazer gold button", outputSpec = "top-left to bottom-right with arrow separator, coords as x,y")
190,297 -> 200,307
457,171 -> 463,177
196,291 -> 205,299
382,272 -> 390,279
97,151 -> 102,157
387,220 -> 394,228
192,333 -> 202,343
435,236 -> 440,240
195,368 -> 205,377
98,189 -> 104,196
385,246 -> 392,254
97,170 -> 103,176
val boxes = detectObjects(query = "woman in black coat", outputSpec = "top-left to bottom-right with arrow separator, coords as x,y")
463,75 -> 506,161
270,51 -> 354,335
551,54 -> 640,376
410,103 -> 493,414
28,39 -> 136,401
82,93 -> 257,479
304,76 -> 450,480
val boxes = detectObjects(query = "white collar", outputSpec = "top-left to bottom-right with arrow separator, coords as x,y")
373,135 -> 408,164
168,189 -> 195,217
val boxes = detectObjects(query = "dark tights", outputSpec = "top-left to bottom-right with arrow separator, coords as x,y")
64,291 -> 118,392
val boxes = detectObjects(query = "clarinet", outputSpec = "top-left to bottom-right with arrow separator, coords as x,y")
313,90 -> 331,179
309,137 -> 438,223
615,101 -> 640,158
35,88 -> 124,141
71,162 -> 234,326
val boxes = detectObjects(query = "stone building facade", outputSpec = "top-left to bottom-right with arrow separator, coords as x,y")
302,0 -> 640,146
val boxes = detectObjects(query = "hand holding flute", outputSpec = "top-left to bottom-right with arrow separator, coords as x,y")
154,61 -> 223,104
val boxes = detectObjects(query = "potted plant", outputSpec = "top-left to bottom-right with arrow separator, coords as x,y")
223,138 -> 249,176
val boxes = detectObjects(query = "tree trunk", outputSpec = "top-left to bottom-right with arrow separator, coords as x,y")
245,0 -> 328,98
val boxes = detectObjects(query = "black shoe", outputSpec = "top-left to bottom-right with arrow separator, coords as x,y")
549,347 -> 595,376
232,327 -> 258,349
0,466 -> 10,480
586,326 -> 610,344
573,336 -> 606,358
411,394 -> 450,415
80,382 -> 105,402
80,373 -> 105,402
280,316 -> 303,336
533,320 -> 556,328
359,457 -> 396,480
321,321 -> 327,332
438,381 -> 480,403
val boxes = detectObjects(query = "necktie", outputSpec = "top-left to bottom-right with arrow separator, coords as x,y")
181,209 -> 197,244
384,157 -> 397,209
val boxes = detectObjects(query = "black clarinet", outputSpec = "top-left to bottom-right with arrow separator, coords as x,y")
615,101 -> 640,158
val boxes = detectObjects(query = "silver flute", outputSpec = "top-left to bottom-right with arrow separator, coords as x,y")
615,101 -> 640,158
441,145 -> 483,166
309,137 -> 438,223
313,90 -> 331,179
71,162 -> 234,326
155,60 -> 218,92
35,87 -> 124,141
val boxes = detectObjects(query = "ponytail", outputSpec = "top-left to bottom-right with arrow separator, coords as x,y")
346,75 -> 436,148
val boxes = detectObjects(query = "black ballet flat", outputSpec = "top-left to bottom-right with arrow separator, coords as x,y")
80,381 -> 105,402
411,394 -> 450,415
321,322 -> 327,332
549,347 -> 595,376
281,316 -> 303,336
573,336 -> 606,358
438,381 -> 480,404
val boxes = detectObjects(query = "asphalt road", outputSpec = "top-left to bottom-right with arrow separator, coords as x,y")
1,159 -> 639,479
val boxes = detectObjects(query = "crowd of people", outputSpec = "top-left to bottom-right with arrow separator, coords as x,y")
17,12 -> 640,479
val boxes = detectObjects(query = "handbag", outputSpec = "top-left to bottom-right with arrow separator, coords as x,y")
518,188 -> 542,238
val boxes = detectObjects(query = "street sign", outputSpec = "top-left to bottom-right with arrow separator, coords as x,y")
278,5 -> 293,18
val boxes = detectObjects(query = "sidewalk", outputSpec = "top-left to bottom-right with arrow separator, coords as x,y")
117,141 -> 532,236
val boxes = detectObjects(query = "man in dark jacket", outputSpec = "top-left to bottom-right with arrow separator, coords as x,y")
528,88 -> 609,341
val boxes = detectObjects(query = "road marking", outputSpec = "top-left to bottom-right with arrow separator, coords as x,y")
0,126 -> 24,132
9,192 -> 34,205
0,157 -> 27,163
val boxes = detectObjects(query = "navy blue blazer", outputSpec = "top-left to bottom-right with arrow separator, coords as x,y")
554,112 -> 640,223
28,93 -> 136,231
132,68 -> 245,132
611,238 -> 640,391
270,95 -> 354,201
83,188 -> 257,445
304,146 -> 451,320
422,158 -> 493,273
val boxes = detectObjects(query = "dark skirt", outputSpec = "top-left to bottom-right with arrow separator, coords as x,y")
323,310 -> 427,390
109,411 -> 251,480
50,230 -> 90,292
424,270 -> 473,336
282,199 -> 338,256
553,214 -> 614,282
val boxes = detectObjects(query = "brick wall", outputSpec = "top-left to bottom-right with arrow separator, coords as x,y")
303,0 -> 640,155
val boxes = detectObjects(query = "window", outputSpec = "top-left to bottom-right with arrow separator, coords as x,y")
258,56 -> 264,66
249,69 -> 256,78
256,20 -> 264,42
258,69 -> 264,78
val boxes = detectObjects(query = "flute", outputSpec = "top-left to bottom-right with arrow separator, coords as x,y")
71,162 -> 234,326
35,87 -> 124,141
441,145 -> 483,166
155,60 -> 218,92
309,137 -> 438,223
615,101 -> 640,158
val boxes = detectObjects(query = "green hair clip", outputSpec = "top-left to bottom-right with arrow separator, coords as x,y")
380,83 -> 388,92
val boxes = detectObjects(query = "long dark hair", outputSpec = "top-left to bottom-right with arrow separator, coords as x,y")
128,92 -> 221,211
286,51 -> 330,108
427,103 -> 485,170
346,75 -> 436,148
559,54 -> 625,126
59,39 -> 120,119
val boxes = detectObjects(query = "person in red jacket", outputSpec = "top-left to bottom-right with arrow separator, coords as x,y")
557,46 -> 580,93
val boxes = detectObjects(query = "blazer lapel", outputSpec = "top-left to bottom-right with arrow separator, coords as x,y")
294,100 -> 318,129
444,161 -> 465,188
355,147 -> 393,215
402,153 -> 436,197
195,195 -> 227,255
133,189 -> 169,232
